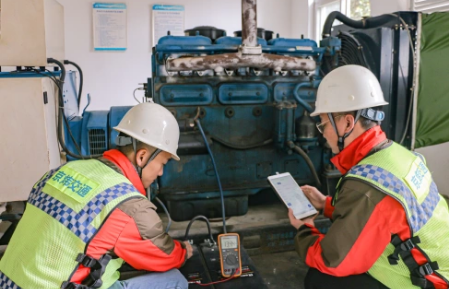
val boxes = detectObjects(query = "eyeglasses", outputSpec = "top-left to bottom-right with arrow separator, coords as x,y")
316,115 -> 344,134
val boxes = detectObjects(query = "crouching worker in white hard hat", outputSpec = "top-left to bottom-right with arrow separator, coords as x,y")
0,103 -> 193,289
288,65 -> 449,289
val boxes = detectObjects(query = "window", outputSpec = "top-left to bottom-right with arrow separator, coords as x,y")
412,0 -> 449,12
313,0 -> 371,40
348,0 -> 371,20
316,1 -> 341,40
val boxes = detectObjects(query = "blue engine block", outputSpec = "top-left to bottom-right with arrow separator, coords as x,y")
66,34 -> 341,221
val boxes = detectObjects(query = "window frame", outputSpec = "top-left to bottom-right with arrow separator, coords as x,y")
311,0 -> 371,41
411,0 -> 449,12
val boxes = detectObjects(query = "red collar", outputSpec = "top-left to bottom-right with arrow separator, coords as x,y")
102,149 -> 146,196
331,126 -> 387,175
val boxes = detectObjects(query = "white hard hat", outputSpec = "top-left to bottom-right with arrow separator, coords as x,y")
114,103 -> 180,161
310,65 -> 388,117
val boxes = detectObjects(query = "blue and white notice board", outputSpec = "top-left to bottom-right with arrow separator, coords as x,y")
152,4 -> 185,45
93,3 -> 127,51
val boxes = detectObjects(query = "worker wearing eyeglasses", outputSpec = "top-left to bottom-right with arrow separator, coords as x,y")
288,65 -> 449,289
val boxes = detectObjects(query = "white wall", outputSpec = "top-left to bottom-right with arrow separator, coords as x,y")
291,0 -> 310,39
416,143 -> 449,197
57,0 -> 293,111
370,0 -> 411,16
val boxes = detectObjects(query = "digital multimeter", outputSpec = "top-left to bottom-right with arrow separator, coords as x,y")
218,233 -> 242,278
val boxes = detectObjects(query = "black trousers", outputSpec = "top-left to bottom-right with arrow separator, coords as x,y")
304,268 -> 389,289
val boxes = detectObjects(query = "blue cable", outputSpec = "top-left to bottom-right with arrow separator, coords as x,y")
195,119 -> 227,234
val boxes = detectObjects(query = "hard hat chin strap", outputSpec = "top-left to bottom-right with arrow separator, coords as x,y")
116,134 -> 163,180
131,138 -> 162,179
328,110 -> 362,153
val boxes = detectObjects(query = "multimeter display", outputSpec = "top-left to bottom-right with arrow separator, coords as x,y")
221,236 -> 238,249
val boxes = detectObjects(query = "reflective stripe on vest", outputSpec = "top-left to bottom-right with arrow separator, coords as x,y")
28,177 -> 139,243
0,160 -> 144,289
348,164 -> 440,234
0,273 -> 20,289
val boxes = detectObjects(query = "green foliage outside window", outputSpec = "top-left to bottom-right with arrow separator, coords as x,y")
350,0 -> 371,20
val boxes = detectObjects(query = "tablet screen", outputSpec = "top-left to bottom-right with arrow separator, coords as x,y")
270,175 -> 315,217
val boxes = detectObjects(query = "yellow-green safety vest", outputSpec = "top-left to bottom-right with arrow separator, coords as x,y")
0,159 -> 144,289
339,142 -> 449,289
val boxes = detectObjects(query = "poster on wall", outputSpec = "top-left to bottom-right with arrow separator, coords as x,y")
93,3 -> 127,51
152,4 -> 185,46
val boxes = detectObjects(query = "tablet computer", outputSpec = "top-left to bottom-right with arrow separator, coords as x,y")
268,172 -> 318,219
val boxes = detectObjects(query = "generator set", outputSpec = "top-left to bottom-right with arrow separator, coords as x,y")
63,9 -> 418,221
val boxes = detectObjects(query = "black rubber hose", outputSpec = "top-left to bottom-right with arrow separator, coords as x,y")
322,12 -> 398,38
63,60 -> 83,107
184,215 -> 215,244
287,141 -> 322,188
30,66 -> 82,156
48,58 -> 66,83
47,58 -> 102,159
154,197 -> 172,234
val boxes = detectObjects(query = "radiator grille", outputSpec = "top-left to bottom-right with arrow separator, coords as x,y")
88,129 -> 107,155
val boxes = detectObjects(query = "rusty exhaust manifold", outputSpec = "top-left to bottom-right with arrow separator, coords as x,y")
166,0 -> 316,73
